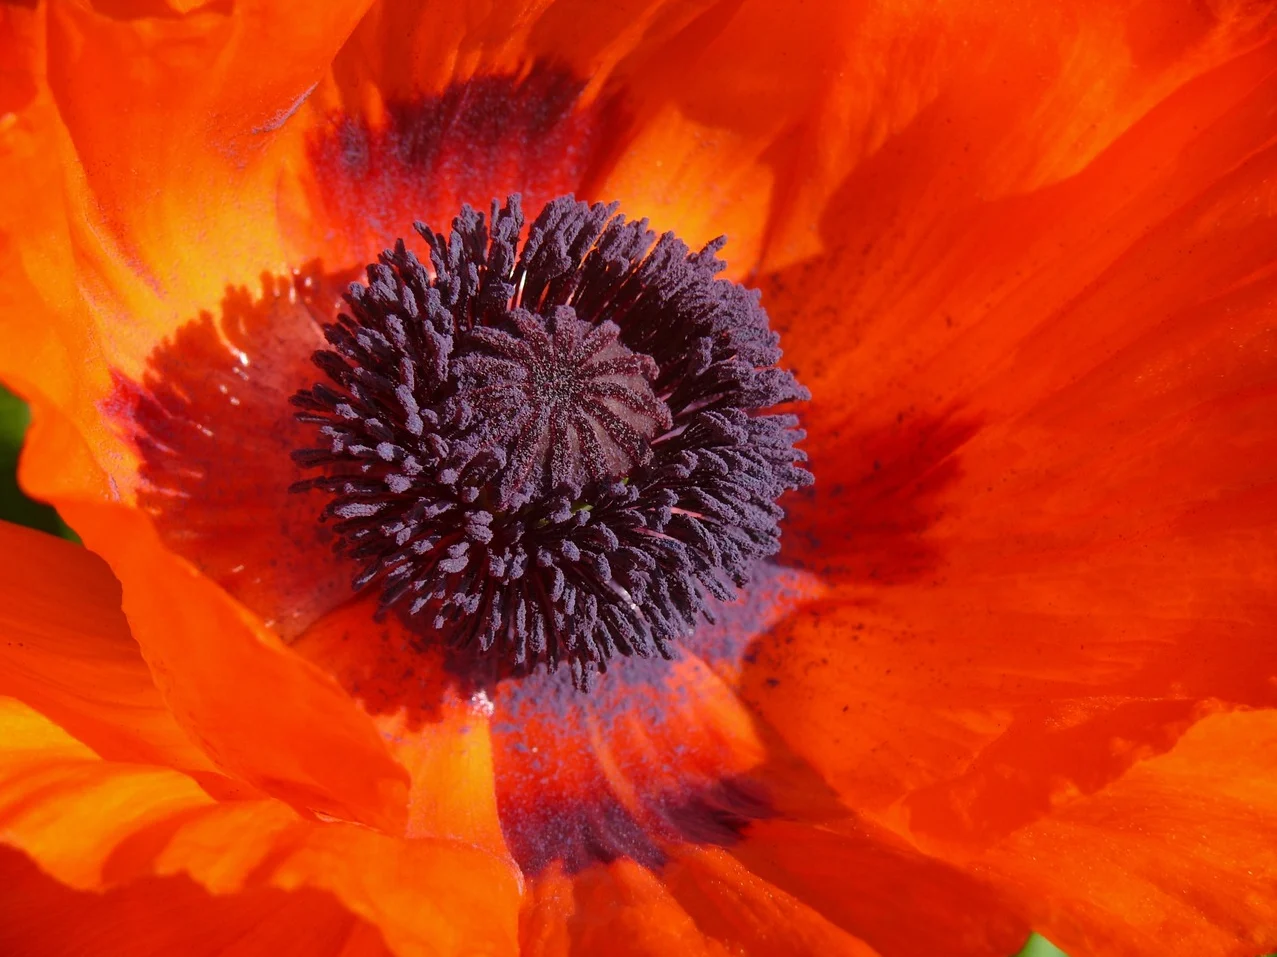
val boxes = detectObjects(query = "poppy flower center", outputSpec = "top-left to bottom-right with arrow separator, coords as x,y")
291,195 -> 811,689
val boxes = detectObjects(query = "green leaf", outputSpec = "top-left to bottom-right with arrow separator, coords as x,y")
0,384 -> 79,541
1014,934 -> 1069,957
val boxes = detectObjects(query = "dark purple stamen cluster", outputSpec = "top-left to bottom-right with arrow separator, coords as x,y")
291,195 -> 811,689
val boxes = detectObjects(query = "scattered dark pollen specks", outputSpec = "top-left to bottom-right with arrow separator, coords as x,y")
291,195 -> 811,689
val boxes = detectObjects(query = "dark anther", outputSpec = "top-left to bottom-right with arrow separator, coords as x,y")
291,195 -> 812,690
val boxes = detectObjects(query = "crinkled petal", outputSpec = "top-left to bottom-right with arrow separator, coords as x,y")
0,520 -> 213,772
752,17 -> 1277,846
292,597 -> 512,857
0,846 -> 391,957
56,490 -> 411,829
978,709 -> 1277,956
727,817 -> 1029,957
0,697 -> 521,957
518,856 -> 876,957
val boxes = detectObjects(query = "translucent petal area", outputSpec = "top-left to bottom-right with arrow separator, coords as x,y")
598,0 -> 1277,274
510,817 -> 1035,957
517,855 -> 880,957
296,0 -> 728,262
747,30 -> 1277,841
728,819 -> 1029,957
40,0 -> 374,321
108,266 -> 359,639
0,697 -> 520,957
291,597 -> 512,858
978,710 -> 1277,956
12,397 -> 411,830
0,847 -> 391,957
475,567 -> 1033,957
771,36 -> 1277,447
294,572 -> 1006,955
488,565 -> 826,877
71,499 -> 411,830
0,520 -> 213,773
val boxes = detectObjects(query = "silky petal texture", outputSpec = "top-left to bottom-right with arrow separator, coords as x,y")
0,11 -> 412,831
978,710 -> 1277,956
752,24 -> 1277,847
0,847 -> 392,957
516,837 -> 1026,957
726,818 -> 1029,957
517,857 -> 880,957
0,697 -> 521,957
4,413 -> 414,830
598,0 -> 1277,272
44,0 -> 376,317
0,519 -> 213,773
493,573 -> 1033,957
292,597 -> 512,856
0,1 -> 1275,955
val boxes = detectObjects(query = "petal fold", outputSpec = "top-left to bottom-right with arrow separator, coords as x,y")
980,709 -> 1277,956
0,697 -> 521,957
0,520 -> 212,772
0,846 -> 391,957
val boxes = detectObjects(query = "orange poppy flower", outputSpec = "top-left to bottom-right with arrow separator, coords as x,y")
2,1 -> 1277,955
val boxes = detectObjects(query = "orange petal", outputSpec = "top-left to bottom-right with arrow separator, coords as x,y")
517,848 -> 897,956
42,0 -> 375,310
108,266 -> 359,640
10,392 -> 410,828
655,845 -> 882,957
0,0 -> 41,118
0,696 -> 213,889
0,698 -> 521,957
728,817 -> 1030,957
295,0 -> 736,261
724,0 -> 1276,273
747,21 -> 1277,844
521,860 -> 722,956
291,596 -> 512,857
490,582 -> 803,875
0,520 -> 212,772
3,264 -> 411,828
141,799 -> 521,957
0,846 -> 391,957
978,709 -> 1277,956
295,65 -> 621,271
56,489 -> 411,829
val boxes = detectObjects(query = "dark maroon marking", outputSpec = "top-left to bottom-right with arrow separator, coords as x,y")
100,65 -> 834,882
106,69 -> 616,636
305,68 -> 627,265
780,410 -> 981,585
499,786 -> 667,875
105,266 -> 360,638
97,64 -> 1001,885
490,563 -> 829,876
491,639 -> 736,876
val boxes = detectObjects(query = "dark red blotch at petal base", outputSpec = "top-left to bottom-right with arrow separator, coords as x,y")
105,68 -> 982,883
106,265 -> 359,640
783,407 -> 982,585
490,564 -> 820,875
303,67 -> 627,266
110,68 -> 623,639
